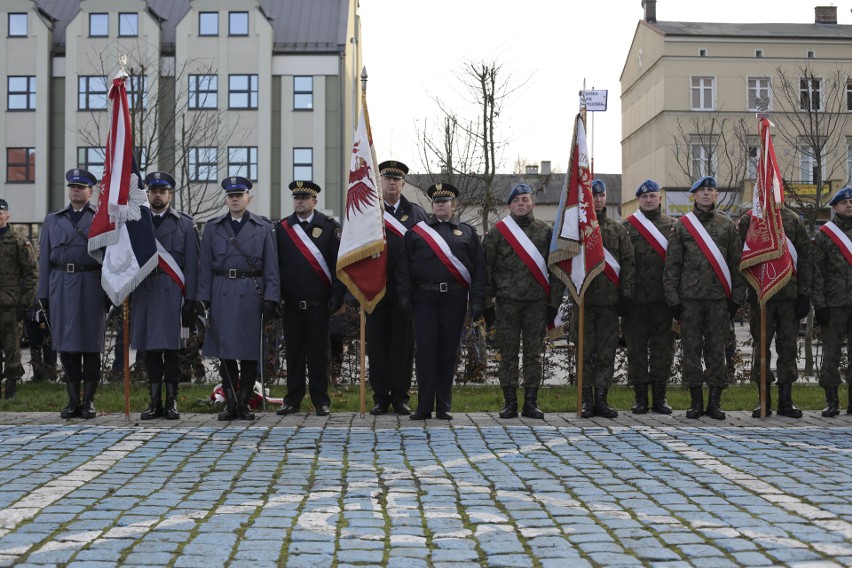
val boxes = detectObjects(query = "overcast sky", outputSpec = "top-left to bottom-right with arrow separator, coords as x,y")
358,1 -> 852,175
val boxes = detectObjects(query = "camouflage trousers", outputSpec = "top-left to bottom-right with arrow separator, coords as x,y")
0,309 -> 23,381
572,305 -> 619,389
622,302 -> 675,386
681,299 -> 729,388
819,306 -> 852,388
748,300 -> 799,385
495,298 -> 546,388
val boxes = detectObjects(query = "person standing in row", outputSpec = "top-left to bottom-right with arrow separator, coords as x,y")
366,160 -> 428,415
396,183 -> 486,420
622,180 -> 676,414
0,198 -> 37,400
132,172 -> 200,420
197,176 -> 280,421
275,181 -> 345,417
37,169 -> 108,419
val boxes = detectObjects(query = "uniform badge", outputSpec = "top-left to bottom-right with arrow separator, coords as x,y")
335,227 -> 342,240
312,227 -> 322,238
453,229 -> 463,236
401,214 -> 409,222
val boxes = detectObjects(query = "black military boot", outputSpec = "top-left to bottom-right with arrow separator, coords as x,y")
685,386 -> 704,419
164,382 -> 180,420
238,384 -> 256,420
848,386 -> 851,415
631,384 -> 649,414
593,388 -> 618,418
705,386 -> 726,420
751,385 -> 772,418
821,387 -> 839,417
80,381 -> 98,419
651,384 -> 672,414
498,387 -> 518,419
776,383 -> 802,418
60,381 -> 82,418
581,387 -> 594,418
141,382 -> 163,420
521,387 -> 544,419
4,379 -> 16,400
218,387 -> 239,421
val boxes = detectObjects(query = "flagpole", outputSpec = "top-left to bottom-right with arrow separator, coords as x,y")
123,299 -> 130,421
577,298 -> 585,419
760,303 -> 767,418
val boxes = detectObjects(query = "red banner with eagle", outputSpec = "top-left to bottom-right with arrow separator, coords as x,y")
336,91 -> 386,313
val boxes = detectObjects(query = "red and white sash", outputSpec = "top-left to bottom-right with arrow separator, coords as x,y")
627,210 -> 668,259
384,211 -> 408,238
603,248 -> 621,286
494,216 -> 550,295
786,237 -> 798,272
820,221 -> 852,267
681,212 -> 732,298
281,220 -> 332,287
411,221 -> 471,288
155,241 -> 186,294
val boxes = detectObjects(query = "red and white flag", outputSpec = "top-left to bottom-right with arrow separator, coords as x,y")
740,118 -> 793,303
336,91 -> 386,313
547,114 -> 604,302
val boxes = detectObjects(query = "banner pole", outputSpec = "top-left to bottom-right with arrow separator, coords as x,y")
760,303 -> 767,419
123,299 -> 130,421
577,298 -> 585,419
360,306 -> 366,417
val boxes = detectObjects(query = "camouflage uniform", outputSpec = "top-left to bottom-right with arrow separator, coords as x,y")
0,225 -> 38,396
622,207 -> 677,387
483,213 -> 563,388
664,205 -> 745,389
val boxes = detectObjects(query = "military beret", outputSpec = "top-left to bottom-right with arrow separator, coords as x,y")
145,171 -> 176,190
221,176 -> 252,193
507,183 -> 533,205
66,168 -> 98,187
591,178 -> 606,194
635,179 -> 660,197
379,160 -> 408,179
0,199 -> 7,211
288,180 -> 321,197
829,186 -> 852,206
690,175 -> 717,193
427,182 -> 459,202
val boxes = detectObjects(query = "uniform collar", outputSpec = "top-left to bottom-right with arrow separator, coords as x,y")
427,214 -> 458,227
693,203 -> 716,221
510,212 -> 535,226
640,206 -> 661,220
833,213 -> 852,230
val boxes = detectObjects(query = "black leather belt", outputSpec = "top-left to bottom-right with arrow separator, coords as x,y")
213,269 -> 262,279
51,262 -> 101,273
288,299 -> 324,310
418,281 -> 465,292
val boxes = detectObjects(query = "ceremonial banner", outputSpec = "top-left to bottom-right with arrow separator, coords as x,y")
740,118 -> 793,304
336,91 -> 386,313
547,114 -> 604,302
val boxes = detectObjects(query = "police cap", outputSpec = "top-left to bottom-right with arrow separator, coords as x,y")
379,160 -> 408,179
221,176 -> 252,193
427,182 -> 459,202
0,199 -> 7,211
145,171 -> 177,190
288,180 -> 321,198
66,168 -> 98,188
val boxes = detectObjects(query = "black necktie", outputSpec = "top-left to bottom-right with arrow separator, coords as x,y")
300,220 -> 310,231
231,218 -> 242,236
386,205 -> 395,216
153,215 -> 163,228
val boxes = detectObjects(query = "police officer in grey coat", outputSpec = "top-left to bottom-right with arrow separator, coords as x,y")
196,176 -> 280,421
37,169 -> 108,419
132,172 -> 200,420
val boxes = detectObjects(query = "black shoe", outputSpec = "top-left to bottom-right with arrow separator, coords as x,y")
61,381 -> 83,419
631,384 -> 649,414
435,411 -> 453,420
521,387 -> 544,419
822,387 -> 840,417
777,383 -> 802,419
580,387 -> 594,419
392,401 -> 411,415
276,403 -> 300,416
499,387 -> 518,419
218,404 -> 238,421
141,382 -> 164,420
409,410 -> 431,420
164,382 -> 180,420
751,384 -> 772,418
370,403 -> 389,415
593,388 -> 618,419
706,386 -> 726,420
651,384 -> 672,415
80,381 -> 98,419
316,405 -> 330,416
685,386 -> 704,419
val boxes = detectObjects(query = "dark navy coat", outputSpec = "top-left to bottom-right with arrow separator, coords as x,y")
276,210 -> 345,304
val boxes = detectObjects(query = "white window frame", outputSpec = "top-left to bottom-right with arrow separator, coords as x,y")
747,138 -> 760,180
690,141 -> 717,179
747,77 -> 771,111
691,76 -> 714,111
800,77 -> 822,111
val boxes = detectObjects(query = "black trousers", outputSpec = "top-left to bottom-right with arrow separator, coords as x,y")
220,359 -> 257,396
60,352 -> 100,383
365,292 -> 414,405
283,301 -> 331,408
145,350 -> 181,384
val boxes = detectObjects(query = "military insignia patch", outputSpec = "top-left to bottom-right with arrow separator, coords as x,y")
401,214 -> 409,222
335,227 -> 342,240
312,227 -> 322,238
453,229 -> 463,236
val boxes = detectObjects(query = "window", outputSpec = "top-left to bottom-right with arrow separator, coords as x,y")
89,13 -> 108,37
118,13 -> 138,37
747,77 -> 771,111
228,147 -> 258,180
755,49 -> 763,58
691,76 -> 714,110
199,12 -> 218,36
294,76 -> 313,110
690,142 -> 717,179
8,13 -> 27,37
800,78 -> 822,111
189,147 -> 217,181
77,147 -> 105,181
847,79 -> 852,112
127,75 -> 148,109
293,148 -> 313,180
698,49 -> 707,57
229,75 -> 258,109
134,147 -> 148,171
188,74 -> 217,109
78,76 -> 108,110
799,144 -> 825,183
807,50 -> 816,59
229,12 -> 248,36
8,76 -> 36,110
747,139 -> 759,180
6,148 -> 35,183
847,142 -> 852,184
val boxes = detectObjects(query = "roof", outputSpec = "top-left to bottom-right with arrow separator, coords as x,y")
646,20 -> 852,40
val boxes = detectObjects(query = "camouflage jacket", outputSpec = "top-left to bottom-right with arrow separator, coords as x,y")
812,214 -> 852,310
737,206 -> 812,304
622,207 -> 675,305
0,225 -> 37,308
483,212 -> 563,307
664,204 -> 745,305
586,208 -> 635,307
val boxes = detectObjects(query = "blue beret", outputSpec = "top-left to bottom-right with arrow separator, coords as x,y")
66,168 -> 97,187
635,179 -> 660,197
221,176 -> 253,193
591,179 -> 606,194
829,186 -> 852,206
145,171 -> 176,190
507,183 -> 532,205
690,176 -> 717,193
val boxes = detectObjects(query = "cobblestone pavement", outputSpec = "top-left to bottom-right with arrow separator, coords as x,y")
0,412 -> 850,567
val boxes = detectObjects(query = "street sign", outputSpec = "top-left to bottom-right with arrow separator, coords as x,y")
581,90 -> 608,111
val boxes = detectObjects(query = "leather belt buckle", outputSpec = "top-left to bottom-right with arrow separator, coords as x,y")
299,301 -> 307,310
439,282 -> 448,293
228,268 -> 237,279
66,263 -> 75,273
